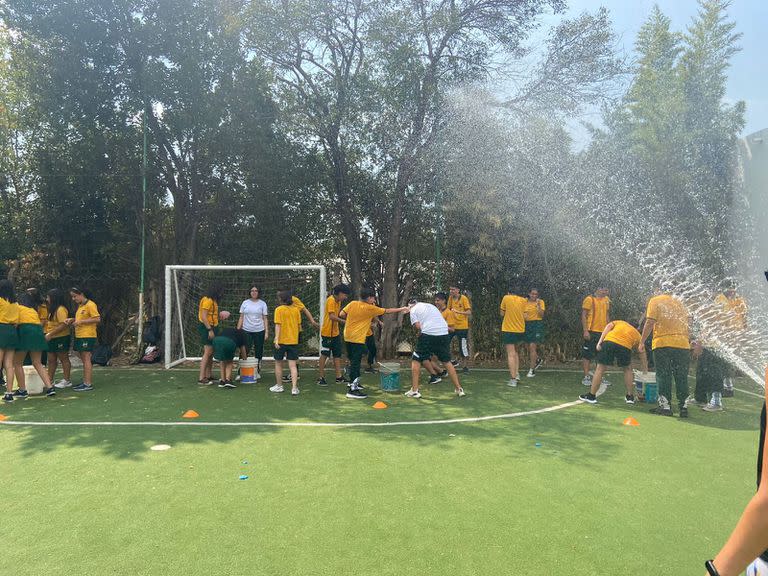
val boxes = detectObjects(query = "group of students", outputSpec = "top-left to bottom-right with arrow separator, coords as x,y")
0,279 -> 101,402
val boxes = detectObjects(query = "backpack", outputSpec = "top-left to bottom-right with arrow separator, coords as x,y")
140,345 -> 162,364
92,344 -> 113,366
142,316 -> 162,345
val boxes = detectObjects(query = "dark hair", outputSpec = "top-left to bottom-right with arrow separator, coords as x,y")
407,298 -> 418,305
248,286 -> 261,298
0,279 -> 16,303
332,284 -> 351,296
25,287 -> 44,307
47,288 -> 69,320
205,285 -> 223,302
70,286 -> 94,300
278,289 -> 293,305
434,292 -> 447,302
18,293 -> 36,308
529,287 -> 539,294
360,288 -> 376,300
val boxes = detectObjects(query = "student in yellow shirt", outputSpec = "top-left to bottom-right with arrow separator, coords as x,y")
0,279 -> 20,403
66,287 -> 101,392
581,287 -> 611,386
270,289 -> 303,396
13,293 -> 56,398
579,320 -> 648,405
500,287 -> 528,387
715,282 -> 747,397
447,285 -> 472,372
524,288 -> 545,378
46,288 -> 73,389
279,293 -> 320,384
338,288 -> 409,399
639,285 -> 691,417
318,284 -> 350,387
197,285 -> 223,385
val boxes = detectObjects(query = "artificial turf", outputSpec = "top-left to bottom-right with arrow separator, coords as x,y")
0,366 -> 763,575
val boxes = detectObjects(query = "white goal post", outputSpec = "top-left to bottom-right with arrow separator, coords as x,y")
164,265 -> 327,369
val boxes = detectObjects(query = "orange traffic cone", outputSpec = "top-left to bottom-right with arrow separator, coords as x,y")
0,414 -> 7,422
182,410 -> 200,419
372,401 -> 388,409
623,417 -> 640,427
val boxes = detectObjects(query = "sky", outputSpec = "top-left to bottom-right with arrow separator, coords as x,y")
546,0 -> 767,138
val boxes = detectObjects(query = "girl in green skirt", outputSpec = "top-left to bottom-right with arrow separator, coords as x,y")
13,294 -> 55,397
45,288 -> 72,388
0,279 -> 20,403
67,287 -> 100,392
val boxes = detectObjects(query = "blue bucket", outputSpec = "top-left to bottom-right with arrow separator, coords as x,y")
379,362 -> 401,391
644,383 -> 658,404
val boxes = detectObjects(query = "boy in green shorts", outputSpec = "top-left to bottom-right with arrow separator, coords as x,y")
524,288 -> 545,378
272,290 -> 303,396
318,284 -> 350,386
212,327 -> 248,388
500,287 -> 528,387
581,287 -> 611,386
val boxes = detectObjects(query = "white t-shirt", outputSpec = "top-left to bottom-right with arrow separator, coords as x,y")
239,299 -> 268,332
409,302 -> 449,336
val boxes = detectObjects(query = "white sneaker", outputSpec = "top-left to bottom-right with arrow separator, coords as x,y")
456,387 -> 466,397
683,395 -> 700,408
596,381 -> 608,397
254,372 -> 261,380
527,370 -> 535,378
582,376 -> 592,386
291,388 -> 300,396
702,402 -> 723,412
507,379 -> 518,387
54,379 -> 72,389
404,389 -> 421,398
235,375 -> 241,381
269,384 -> 284,393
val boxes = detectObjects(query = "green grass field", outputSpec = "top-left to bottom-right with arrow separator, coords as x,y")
0,366 -> 763,575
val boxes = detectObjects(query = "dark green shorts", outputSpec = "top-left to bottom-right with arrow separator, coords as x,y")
212,336 -> 237,362
274,345 -> 299,361
48,336 -> 71,353
17,324 -> 48,352
197,322 -> 220,346
596,341 -> 631,367
524,320 -> 545,343
321,335 -> 343,358
413,334 -> 451,363
502,331 -> 525,345
581,331 -> 603,360
0,323 -> 19,349
74,337 -> 97,352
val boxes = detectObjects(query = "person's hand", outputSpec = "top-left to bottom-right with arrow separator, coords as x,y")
312,320 -> 320,329
638,342 -> 645,354
274,340 -> 279,349
596,343 -> 602,351
207,329 -> 214,340
64,318 -> 75,326
44,333 -> 51,341
583,330 -> 590,340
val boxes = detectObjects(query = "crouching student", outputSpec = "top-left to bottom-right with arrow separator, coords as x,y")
212,327 -> 248,388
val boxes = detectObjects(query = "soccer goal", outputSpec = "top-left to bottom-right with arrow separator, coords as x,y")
164,265 -> 327,369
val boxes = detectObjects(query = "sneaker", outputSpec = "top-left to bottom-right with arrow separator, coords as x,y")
625,394 -> 635,404
534,357 -> 544,370
346,388 -> 367,399
440,370 -> 448,378
2,393 -> 13,403
462,366 -> 470,374
222,381 -> 236,389
428,375 -> 442,385
45,387 -> 56,397
54,379 -> 72,389
650,394 -> 672,416
602,378 -> 611,387
451,359 -> 460,367
404,389 -> 422,398
317,377 -> 328,387
579,393 -> 597,404
235,375 -> 241,381
702,402 -> 723,412
582,376 -> 592,386
364,367 -> 378,374
336,376 -> 350,384
282,374 -> 291,383
507,378 -> 518,387
722,388 -> 734,398
456,387 -> 466,397
13,389 -> 28,398
679,406 -> 689,418
269,384 -> 284,393
291,388 -> 300,396
596,381 -> 608,397
684,395 -> 702,408
217,380 -> 227,388
197,379 -> 213,386
72,383 -> 94,392
254,372 -> 262,381
527,369 -> 535,378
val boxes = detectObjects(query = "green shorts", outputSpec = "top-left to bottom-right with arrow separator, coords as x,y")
321,335 -> 343,358
197,322 -> 220,346
0,323 -> 19,349
581,331 -> 603,360
502,331 -> 525,345
274,345 -> 299,361
413,334 -> 451,363
48,336 -> 71,353
74,337 -> 97,352
596,341 -> 631,367
524,320 -> 545,343
212,336 -> 237,362
17,324 -> 48,352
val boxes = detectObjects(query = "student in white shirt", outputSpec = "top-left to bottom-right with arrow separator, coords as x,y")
237,286 -> 269,377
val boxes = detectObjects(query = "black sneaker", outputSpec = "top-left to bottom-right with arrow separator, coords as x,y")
450,359 -> 460,367
13,389 -> 29,398
679,407 -> 689,418
649,406 -> 673,416
462,366 -> 470,374
282,374 -> 291,382
625,395 -> 635,404
579,393 -> 597,404
534,357 -> 544,370
439,370 -> 448,378
346,388 -> 367,399
364,367 -> 378,374
45,387 -> 56,397
336,376 -> 351,384
317,377 -> 328,387
722,388 -> 734,398
217,380 -> 227,388
222,380 -> 236,389
2,393 -> 13,403
428,375 -> 442,385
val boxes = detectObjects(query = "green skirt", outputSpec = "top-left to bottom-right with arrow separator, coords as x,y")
17,324 -> 48,351
0,323 -> 19,349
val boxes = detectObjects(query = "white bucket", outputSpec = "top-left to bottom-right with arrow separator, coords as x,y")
14,365 -> 45,395
239,357 -> 259,383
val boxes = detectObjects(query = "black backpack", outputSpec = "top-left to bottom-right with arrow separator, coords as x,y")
92,344 -> 112,366
142,316 -> 162,345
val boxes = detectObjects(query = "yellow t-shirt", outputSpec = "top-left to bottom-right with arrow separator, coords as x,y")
524,299 -> 546,321
18,305 -> 42,325
366,323 -> 374,338
645,294 -> 690,350
46,305 -> 69,335
714,293 -> 747,330
274,304 -> 301,345
38,304 -> 48,328
441,307 -> 457,329
500,295 -> 527,333
0,298 -> 19,325
291,296 -> 306,332
198,297 -> 219,326
448,294 -> 471,330
604,320 -> 641,350
342,301 -> 385,344
75,300 -> 100,338
582,295 -> 610,332
321,296 -> 341,338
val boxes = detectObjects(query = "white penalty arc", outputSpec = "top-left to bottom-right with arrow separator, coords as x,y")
0,400 -> 583,428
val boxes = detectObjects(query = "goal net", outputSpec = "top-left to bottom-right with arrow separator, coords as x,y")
164,265 -> 326,368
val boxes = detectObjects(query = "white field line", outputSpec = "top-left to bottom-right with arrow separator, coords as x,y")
0,400 -> 583,428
